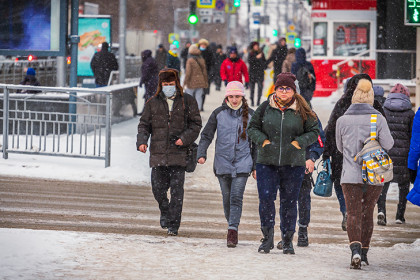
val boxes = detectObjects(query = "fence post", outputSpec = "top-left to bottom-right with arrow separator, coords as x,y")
2,87 -> 9,159
105,93 -> 112,167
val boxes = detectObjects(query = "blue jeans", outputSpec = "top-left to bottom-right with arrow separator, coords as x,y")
298,172 -> 312,227
334,178 -> 347,214
217,175 -> 248,231
185,88 -> 204,111
256,164 -> 305,233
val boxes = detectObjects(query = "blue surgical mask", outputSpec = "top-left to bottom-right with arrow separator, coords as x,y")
162,85 -> 176,97
199,46 -> 206,51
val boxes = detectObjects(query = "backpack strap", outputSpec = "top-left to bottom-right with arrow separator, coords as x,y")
370,114 -> 377,141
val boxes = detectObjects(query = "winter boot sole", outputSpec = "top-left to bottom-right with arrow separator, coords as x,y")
227,242 -> 236,248
350,254 -> 361,269
377,212 -> 386,226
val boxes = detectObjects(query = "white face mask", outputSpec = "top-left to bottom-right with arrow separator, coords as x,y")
162,85 -> 176,97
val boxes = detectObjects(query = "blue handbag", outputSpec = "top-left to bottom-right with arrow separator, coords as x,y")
313,159 -> 333,197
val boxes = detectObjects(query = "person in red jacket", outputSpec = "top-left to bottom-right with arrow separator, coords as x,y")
220,47 -> 249,89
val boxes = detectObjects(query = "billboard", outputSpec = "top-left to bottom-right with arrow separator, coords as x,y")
0,0 -> 67,56
77,16 -> 112,77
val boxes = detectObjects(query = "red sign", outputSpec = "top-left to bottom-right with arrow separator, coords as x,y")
312,0 -> 376,10
312,12 -> 327,17
313,39 -> 324,45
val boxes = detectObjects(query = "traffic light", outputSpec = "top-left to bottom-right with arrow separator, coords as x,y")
233,0 -> 241,7
272,29 -> 278,37
173,40 -> 180,48
294,37 -> 301,48
188,1 -> 198,25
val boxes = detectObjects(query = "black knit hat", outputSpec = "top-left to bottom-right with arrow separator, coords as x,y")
274,72 -> 297,92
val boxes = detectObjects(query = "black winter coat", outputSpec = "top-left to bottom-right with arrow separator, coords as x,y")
137,91 -> 202,168
248,50 -> 266,82
90,49 -> 118,86
201,48 -> 214,77
324,74 -> 386,182
140,50 -> 159,101
383,93 -> 415,184
17,75 -> 41,93
266,43 -> 287,78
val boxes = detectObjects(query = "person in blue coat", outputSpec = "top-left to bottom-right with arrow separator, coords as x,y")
407,108 -> 420,206
197,81 -> 256,248
291,48 -> 316,103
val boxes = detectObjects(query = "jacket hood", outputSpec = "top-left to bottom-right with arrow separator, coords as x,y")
188,47 -> 201,56
295,48 -> 307,64
384,93 -> 413,111
141,50 -> 152,60
344,103 -> 380,115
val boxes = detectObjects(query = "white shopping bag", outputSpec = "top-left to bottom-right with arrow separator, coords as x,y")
137,86 -> 145,114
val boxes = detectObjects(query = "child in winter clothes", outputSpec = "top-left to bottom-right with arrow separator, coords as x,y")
376,83 -> 415,225
248,72 -> 319,254
197,81 -> 256,248
336,79 -> 393,269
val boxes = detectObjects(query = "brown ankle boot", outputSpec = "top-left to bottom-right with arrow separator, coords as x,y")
227,229 -> 238,248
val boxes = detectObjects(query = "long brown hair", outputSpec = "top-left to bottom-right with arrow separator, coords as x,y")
240,98 -> 249,140
294,94 -> 317,122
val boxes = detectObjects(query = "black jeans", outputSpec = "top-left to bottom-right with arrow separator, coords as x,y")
250,80 -> 263,105
298,173 -> 313,227
151,166 -> 185,230
377,182 -> 410,219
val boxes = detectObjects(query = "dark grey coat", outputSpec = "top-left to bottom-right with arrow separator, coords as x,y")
383,93 -> 415,184
197,102 -> 255,177
336,103 -> 394,184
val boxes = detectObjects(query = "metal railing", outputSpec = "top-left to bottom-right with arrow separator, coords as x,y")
0,56 -> 142,87
0,84 -> 115,167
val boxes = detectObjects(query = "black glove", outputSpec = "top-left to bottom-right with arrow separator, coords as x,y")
245,82 -> 249,89
224,80 -> 228,86
409,169 -> 417,184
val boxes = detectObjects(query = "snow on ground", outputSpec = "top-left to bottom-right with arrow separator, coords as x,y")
1,228 -> 419,279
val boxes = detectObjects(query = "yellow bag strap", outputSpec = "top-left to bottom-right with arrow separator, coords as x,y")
370,114 -> 377,141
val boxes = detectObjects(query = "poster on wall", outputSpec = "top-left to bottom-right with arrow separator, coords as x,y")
0,0 -> 66,56
77,16 -> 111,77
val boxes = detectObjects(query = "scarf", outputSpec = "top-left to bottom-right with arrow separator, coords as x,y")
168,50 -> 178,57
226,100 -> 243,111
273,94 -> 295,111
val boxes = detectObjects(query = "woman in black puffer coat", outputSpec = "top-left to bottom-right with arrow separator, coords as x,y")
376,83 -> 415,226
323,74 -> 386,231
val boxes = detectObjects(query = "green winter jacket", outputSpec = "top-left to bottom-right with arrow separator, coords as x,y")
247,96 -> 319,167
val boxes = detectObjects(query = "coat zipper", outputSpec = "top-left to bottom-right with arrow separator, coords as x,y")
279,111 -> 284,165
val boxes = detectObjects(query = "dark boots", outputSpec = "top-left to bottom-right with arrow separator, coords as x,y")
361,247 -> 369,265
282,231 -> 295,254
160,211 -> 168,229
377,212 -> 387,226
258,227 -> 274,253
276,232 -> 285,250
350,242 -> 362,269
297,227 -> 308,247
227,229 -> 238,248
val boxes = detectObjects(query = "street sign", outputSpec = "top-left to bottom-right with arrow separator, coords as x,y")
214,11 -> 225,17
201,16 -> 212,23
215,0 -> 225,11
252,12 -> 260,24
253,0 -> 263,6
260,15 -> 270,25
213,16 -> 225,23
168,33 -> 180,44
199,9 -> 213,16
225,4 -> 236,13
288,24 -> 295,31
197,0 -> 216,9
285,32 -> 297,44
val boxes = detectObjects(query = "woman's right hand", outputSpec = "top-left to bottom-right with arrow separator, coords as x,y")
198,157 -> 206,164
138,144 -> 147,153
262,139 -> 271,147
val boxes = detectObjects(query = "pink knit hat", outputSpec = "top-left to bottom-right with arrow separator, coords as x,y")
225,81 -> 245,97
390,83 -> 410,97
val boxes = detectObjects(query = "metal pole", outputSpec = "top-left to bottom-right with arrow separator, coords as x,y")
416,27 -> 420,109
247,1 -> 251,44
69,0 -> 79,129
105,93 -> 112,167
56,56 -> 66,87
2,87 -> 9,159
226,0 -> 231,46
119,0 -> 126,83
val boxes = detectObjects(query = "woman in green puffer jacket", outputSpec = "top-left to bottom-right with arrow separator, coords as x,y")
247,72 -> 319,254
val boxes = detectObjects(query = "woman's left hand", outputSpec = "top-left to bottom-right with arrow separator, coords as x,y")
175,139 -> 183,146
252,170 -> 257,180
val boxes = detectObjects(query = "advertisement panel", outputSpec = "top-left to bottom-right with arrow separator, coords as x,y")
77,16 -> 111,77
0,0 -> 67,56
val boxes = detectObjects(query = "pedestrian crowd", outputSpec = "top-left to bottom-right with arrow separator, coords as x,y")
135,37 -> 420,270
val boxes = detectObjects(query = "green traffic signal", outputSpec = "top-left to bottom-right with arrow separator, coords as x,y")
294,38 -> 301,48
173,40 -> 180,48
188,14 -> 198,24
272,29 -> 278,37
233,0 -> 241,8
